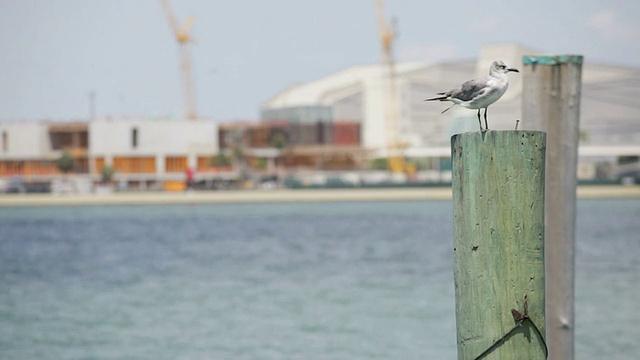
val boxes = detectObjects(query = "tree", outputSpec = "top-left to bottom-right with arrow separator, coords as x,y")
255,158 -> 267,170
369,158 -> 388,170
579,128 -> 590,143
270,132 -> 287,174
210,152 -> 231,167
231,145 -> 250,180
57,151 -> 74,173
271,132 -> 288,150
101,164 -> 115,184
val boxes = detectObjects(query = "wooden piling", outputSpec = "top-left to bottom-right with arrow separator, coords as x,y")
522,55 -> 583,360
452,131 -> 546,359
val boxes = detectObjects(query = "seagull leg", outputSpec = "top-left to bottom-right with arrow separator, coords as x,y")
484,108 -> 489,131
477,109 -> 483,131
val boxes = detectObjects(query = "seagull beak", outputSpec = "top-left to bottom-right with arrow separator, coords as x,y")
508,67 -> 519,73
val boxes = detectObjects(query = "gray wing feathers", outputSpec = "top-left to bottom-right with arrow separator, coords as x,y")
448,78 -> 488,102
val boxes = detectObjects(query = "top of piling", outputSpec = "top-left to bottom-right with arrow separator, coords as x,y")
451,130 -> 547,144
523,55 -> 584,65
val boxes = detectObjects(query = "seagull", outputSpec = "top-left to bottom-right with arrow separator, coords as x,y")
425,60 -> 519,132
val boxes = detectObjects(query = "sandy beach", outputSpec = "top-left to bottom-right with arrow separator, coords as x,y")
0,185 -> 639,207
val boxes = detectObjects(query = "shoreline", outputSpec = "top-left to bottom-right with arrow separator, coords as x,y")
0,185 -> 639,207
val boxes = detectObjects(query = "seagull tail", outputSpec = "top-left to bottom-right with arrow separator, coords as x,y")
441,104 -> 456,114
424,92 -> 448,102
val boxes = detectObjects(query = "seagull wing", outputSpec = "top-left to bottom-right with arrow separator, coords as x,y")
448,77 -> 490,102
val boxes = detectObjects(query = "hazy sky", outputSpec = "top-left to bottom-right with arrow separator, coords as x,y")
1,0 -> 638,121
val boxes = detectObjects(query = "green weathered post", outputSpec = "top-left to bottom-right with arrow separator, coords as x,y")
452,131 -> 547,359
522,55 -> 583,360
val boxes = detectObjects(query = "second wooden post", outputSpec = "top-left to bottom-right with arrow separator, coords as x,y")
451,130 -> 547,359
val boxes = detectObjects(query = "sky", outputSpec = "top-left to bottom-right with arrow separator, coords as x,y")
1,0 -> 639,121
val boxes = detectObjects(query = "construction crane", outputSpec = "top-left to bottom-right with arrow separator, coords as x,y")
375,0 -> 411,174
161,0 -> 197,120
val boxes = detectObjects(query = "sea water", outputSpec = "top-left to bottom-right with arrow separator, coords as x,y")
0,200 -> 638,359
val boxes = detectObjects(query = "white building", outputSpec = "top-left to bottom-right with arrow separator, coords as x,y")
0,121 -> 52,159
90,118 -> 219,185
0,118 -> 221,190
262,43 -> 640,153
0,121 -> 86,179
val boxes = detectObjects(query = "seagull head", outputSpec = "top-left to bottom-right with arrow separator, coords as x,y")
491,60 -> 519,75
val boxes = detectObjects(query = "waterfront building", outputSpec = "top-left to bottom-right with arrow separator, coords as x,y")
262,43 -> 640,152
261,43 -> 640,182
1,44 -> 639,190
0,118 -> 221,192
89,118 -> 221,190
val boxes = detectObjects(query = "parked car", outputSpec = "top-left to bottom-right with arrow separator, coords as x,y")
4,177 -> 26,193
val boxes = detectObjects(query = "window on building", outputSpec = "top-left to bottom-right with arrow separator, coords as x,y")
131,128 -> 138,148
2,131 -> 7,152
165,156 -> 187,173
80,130 -> 89,148
94,157 -> 105,174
